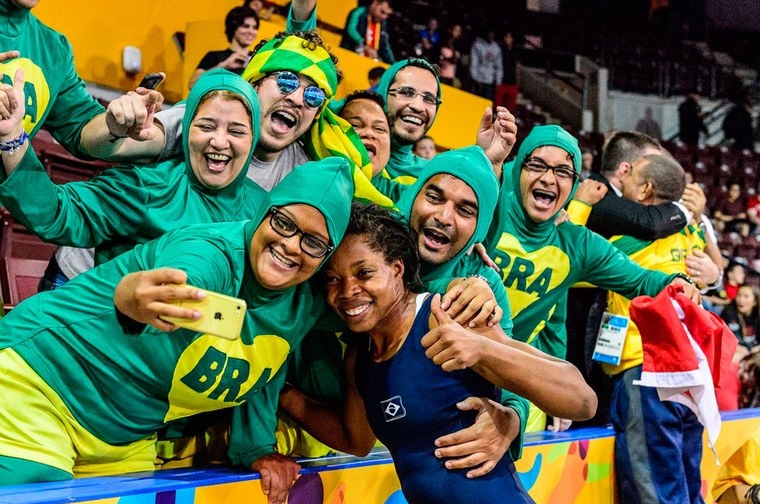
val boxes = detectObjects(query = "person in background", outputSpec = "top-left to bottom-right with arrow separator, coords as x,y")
635,107 -> 662,140
580,147 -> 594,180
367,65 -> 385,91
412,135 -> 436,160
417,17 -> 440,61
437,28 -> 461,87
706,262 -> 747,312
469,30 -> 502,101
188,6 -> 259,89
494,32 -> 518,113
678,93 -> 707,145
714,182 -> 751,237
721,284 -> 760,351
340,0 -> 395,64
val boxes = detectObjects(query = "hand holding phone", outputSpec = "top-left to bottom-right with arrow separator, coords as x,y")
162,285 -> 247,340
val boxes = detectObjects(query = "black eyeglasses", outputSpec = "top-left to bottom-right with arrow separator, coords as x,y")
268,71 -> 326,109
387,86 -> 441,106
268,207 -> 333,258
521,158 -> 577,181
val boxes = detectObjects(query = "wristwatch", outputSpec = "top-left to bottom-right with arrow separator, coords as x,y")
0,130 -> 29,155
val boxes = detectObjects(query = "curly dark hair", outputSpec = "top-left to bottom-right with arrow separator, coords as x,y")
251,30 -> 344,84
342,202 -> 423,293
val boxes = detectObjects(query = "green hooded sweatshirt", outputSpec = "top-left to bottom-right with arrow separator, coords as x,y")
0,156 -> 354,470
372,59 -> 441,188
397,145 -> 528,459
0,69 -> 266,266
0,0 -> 104,158
486,125 -> 675,359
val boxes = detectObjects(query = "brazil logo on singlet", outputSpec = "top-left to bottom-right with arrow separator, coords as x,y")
0,58 -> 51,135
381,395 -> 406,422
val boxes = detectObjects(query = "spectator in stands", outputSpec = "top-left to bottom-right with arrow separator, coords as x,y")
469,30 -> 502,101
340,0 -> 395,64
437,29 -> 461,87
747,183 -> 760,232
707,262 -> 748,312
367,65 -> 385,91
0,69 -> 269,284
635,107 -> 662,140
603,153 -> 711,504
494,32 -> 519,113
722,284 -> 760,351
0,0 -> 160,167
412,135 -> 436,160
279,202 -> 595,504
678,93 -> 708,145
714,182 -> 751,237
188,7 -> 259,89
723,95 -> 754,151
0,156 -> 354,490
580,147 -> 594,180
417,16 -> 440,61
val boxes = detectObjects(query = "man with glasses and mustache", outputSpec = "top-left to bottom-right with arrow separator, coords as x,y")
373,58 -> 516,189
484,125 -> 701,432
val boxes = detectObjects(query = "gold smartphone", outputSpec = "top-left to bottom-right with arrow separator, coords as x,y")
163,286 -> 247,340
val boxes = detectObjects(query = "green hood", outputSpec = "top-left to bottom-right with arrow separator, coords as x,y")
257,156 -> 354,261
491,125 -> 582,250
510,124 -> 581,209
181,69 -> 261,194
0,0 -> 29,38
375,58 -> 442,112
398,146 -> 498,280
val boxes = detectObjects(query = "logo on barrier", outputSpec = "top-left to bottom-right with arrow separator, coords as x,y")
381,396 -> 406,422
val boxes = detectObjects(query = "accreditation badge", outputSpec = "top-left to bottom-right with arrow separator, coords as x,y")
592,312 -> 629,366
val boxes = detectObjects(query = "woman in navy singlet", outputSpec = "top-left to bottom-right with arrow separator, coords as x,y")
280,203 -> 597,504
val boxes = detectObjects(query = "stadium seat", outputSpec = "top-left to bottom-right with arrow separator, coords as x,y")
0,256 -> 48,306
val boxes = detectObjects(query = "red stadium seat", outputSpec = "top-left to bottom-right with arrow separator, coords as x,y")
1,256 -> 48,306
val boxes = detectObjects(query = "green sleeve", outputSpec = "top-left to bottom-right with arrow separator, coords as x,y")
343,8 -> 365,48
0,149 -> 148,248
42,37 -> 105,158
228,365 -> 288,467
500,389 -> 528,461
581,229 -> 674,298
150,234 -> 238,296
286,2 -> 317,32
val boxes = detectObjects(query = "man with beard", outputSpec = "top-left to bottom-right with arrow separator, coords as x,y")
374,58 -> 515,186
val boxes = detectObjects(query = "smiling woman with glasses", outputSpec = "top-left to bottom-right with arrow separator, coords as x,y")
387,86 -> 442,106
268,206 -> 333,258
